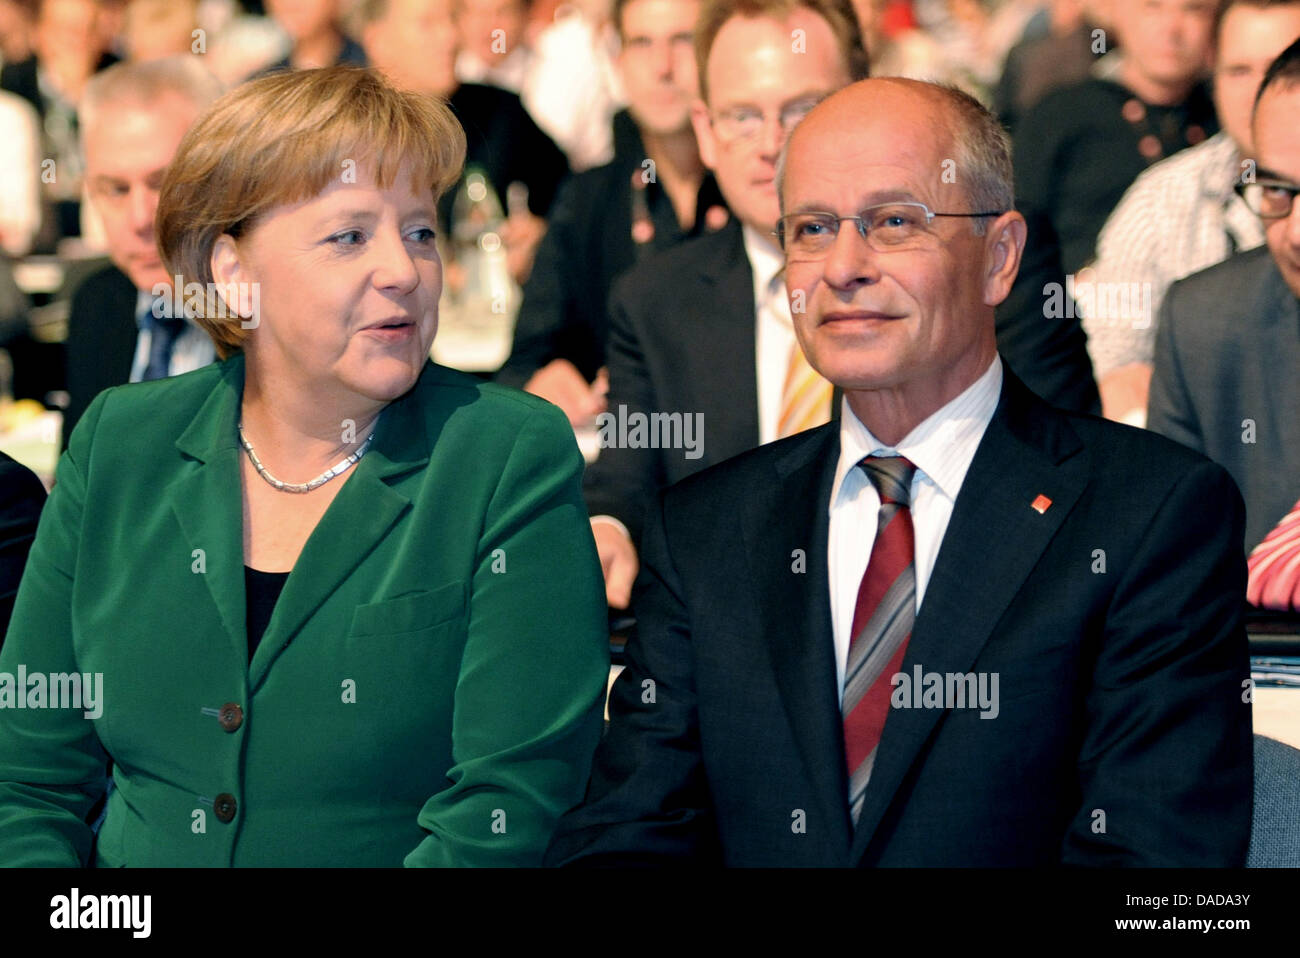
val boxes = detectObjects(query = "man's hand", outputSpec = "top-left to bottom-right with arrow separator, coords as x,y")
1099,362 -> 1154,425
500,210 -> 548,286
591,519 -> 638,609
524,359 -> 607,425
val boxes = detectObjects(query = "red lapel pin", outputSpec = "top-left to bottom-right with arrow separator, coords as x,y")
1031,494 -> 1052,514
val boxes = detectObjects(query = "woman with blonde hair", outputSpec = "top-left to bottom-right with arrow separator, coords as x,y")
0,66 -> 608,867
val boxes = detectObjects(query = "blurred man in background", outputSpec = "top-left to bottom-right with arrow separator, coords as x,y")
1014,0 -> 1219,277
1,0 -> 118,250
499,0 -> 729,422
584,0 -> 868,608
1149,36 -> 1300,611
62,56 -> 222,445
120,0 -> 202,61
359,0 -> 567,284
455,0 -> 531,89
1084,0 -> 1300,423
262,0 -> 366,71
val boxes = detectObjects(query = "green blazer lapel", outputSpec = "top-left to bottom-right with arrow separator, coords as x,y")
247,364 -> 437,689
168,356 -> 248,663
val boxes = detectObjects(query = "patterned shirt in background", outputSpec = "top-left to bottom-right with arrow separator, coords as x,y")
1080,131 -> 1265,379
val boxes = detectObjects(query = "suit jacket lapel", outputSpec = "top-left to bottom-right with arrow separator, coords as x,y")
168,355 -> 439,685
850,371 -> 1088,863
1259,272 -> 1300,489
688,223 -> 760,459
743,425 -> 853,853
168,357 -> 249,664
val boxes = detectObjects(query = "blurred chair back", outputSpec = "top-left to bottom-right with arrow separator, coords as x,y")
1248,734 -> 1300,866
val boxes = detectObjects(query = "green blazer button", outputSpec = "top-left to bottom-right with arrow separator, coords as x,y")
214,794 -> 237,823
218,704 -> 243,732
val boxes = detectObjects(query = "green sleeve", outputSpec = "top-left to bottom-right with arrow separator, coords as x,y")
404,401 -> 609,866
0,390 -> 113,866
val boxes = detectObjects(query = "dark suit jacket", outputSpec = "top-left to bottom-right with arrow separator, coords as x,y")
497,112 -> 727,388
582,221 -> 760,544
0,452 -> 44,645
549,367 -> 1254,866
994,206 -> 1100,416
62,262 -> 138,448
440,82 -> 569,234
1148,247 -> 1300,552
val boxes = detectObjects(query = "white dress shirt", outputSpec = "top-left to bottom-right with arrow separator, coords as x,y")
742,223 -> 800,445
827,355 -> 1002,704
128,290 -> 217,383
456,47 -> 532,93
519,11 -> 624,172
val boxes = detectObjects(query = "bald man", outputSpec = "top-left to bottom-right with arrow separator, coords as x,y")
547,78 -> 1253,867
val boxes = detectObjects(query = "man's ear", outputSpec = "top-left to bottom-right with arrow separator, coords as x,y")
690,98 -> 718,172
982,210 -> 1027,308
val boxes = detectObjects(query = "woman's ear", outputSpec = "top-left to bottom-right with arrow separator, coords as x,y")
209,234 -> 257,325
210,234 -> 243,291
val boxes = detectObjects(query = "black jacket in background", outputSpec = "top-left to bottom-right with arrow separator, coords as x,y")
440,82 -> 569,233
995,206 -> 1100,416
62,263 -> 138,448
0,451 -> 45,646
497,110 -> 727,387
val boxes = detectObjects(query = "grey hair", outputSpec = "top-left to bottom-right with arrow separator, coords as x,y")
80,55 -> 224,140
775,81 -> 1015,236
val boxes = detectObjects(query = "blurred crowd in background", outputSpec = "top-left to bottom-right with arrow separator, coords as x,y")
0,0 -> 1276,445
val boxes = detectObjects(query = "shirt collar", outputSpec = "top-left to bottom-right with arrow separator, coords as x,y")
830,355 -> 1003,511
1199,131 -> 1246,203
741,221 -> 786,305
134,289 -> 153,330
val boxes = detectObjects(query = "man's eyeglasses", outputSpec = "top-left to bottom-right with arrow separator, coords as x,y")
1235,180 -> 1300,220
774,202 -> 1005,257
709,96 -> 822,143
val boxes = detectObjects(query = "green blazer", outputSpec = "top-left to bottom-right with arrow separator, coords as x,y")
0,354 -> 609,866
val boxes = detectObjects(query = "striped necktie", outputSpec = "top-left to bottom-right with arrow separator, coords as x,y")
141,309 -> 187,382
777,344 -> 833,438
766,273 -> 832,439
1247,496 -> 1300,611
843,455 -> 917,826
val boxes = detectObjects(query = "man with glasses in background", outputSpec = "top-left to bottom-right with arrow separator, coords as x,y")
1150,36 -> 1300,612
583,0 -> 868,609
548,76 -> 1252,866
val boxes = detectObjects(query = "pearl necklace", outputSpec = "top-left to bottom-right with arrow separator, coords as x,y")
238,421 -> 377,494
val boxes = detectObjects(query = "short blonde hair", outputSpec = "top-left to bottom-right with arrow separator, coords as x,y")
157,65 -> 467,358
